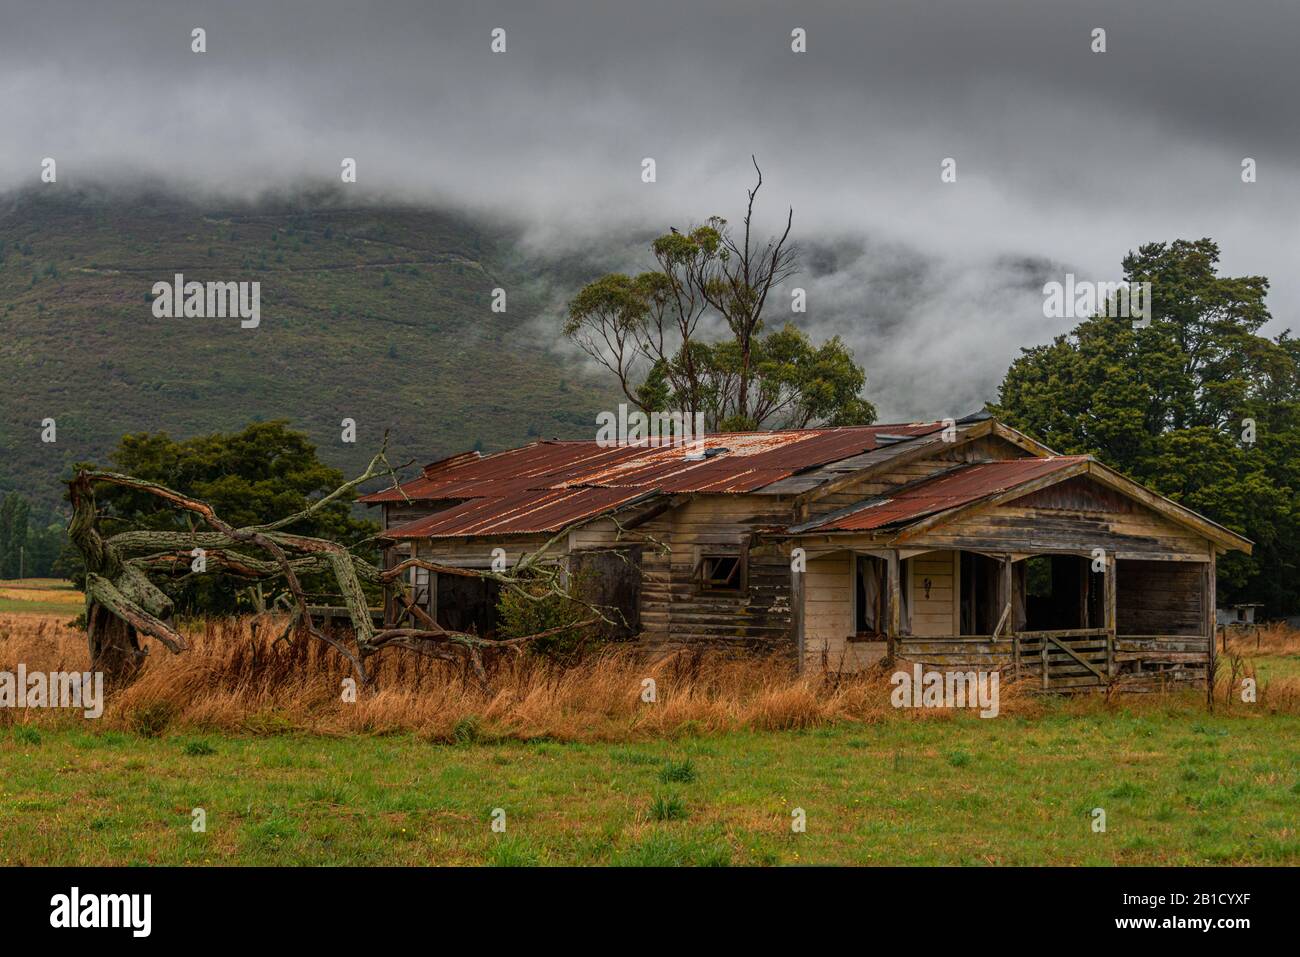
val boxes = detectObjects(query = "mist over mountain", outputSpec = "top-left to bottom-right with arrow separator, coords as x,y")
3,0 -> 1297,507
0,186 -> 618,508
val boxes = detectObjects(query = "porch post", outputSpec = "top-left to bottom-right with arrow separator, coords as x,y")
1205,553 -> 1217,706
1000,556 -> 1016,680
886,550 -> 901,663
1104,552 -> 1117,677
791,544 -> 806,673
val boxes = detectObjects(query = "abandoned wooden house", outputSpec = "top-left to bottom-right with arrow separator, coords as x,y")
358,413 -> 1251,691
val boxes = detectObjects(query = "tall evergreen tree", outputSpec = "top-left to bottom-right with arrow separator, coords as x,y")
993,239 -> 1300,613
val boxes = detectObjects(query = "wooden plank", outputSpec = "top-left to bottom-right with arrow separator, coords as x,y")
1205,554 -> 1216,706
1046,635 -> 1107,679
887,550 -> 900,661
890,460 -> 1092,544
1105,551 -> 1117,676
792,547 -> 805,672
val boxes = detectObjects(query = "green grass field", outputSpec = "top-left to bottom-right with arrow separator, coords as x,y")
3,707 -> 1297,866
0,579 -> 83,616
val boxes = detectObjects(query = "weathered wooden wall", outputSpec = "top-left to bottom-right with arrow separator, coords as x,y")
1116,559 -> 1204,636
376,435 -> 1225,691
801,552 -> 886,671
910,550 -> 958,636
908,486 -> 1211,561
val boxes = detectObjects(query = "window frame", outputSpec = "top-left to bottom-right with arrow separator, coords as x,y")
694,546 -> 748,595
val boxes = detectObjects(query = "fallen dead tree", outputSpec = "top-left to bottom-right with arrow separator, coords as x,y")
67,444 -> 606,686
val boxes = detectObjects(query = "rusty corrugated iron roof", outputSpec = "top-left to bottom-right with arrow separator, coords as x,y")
366,422 -> 947,537
801,456 -> 1091,532
381,487 -> 656,539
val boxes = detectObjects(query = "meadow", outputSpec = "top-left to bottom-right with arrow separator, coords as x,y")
0,578 -> 83,617
2,590 -> 1299,866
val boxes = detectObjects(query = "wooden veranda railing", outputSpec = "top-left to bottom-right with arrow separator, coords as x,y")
1015,628 -> 1112,688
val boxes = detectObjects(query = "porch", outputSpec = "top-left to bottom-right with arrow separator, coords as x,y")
797,546 -> 1217,691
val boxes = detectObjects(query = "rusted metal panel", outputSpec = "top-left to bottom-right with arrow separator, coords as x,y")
361,422 -> 947,506
381,487 -> 655,539
807,456 -> 1089,532
363,424 -> 951,536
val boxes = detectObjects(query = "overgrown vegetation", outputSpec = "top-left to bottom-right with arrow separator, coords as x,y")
3,609 -> 1298,865
4,611 -> 1298,739
75,420 -> 379,614
495,568 -> 599,661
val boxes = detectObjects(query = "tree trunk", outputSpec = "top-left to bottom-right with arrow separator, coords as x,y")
87,602 -> 144,684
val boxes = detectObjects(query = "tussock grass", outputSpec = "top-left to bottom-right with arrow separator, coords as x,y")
1225,621 -> 1300,657
2,614 -> 1298,740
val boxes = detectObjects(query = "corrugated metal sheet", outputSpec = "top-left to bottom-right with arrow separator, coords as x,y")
382,487 -> 655,539
807,456 -> 1090,532
365,422 -> 947,537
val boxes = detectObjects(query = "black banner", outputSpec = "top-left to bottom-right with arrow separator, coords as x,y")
0,867 -> 1284,943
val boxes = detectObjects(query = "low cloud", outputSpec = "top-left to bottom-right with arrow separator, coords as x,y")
3,0 -> 1296,418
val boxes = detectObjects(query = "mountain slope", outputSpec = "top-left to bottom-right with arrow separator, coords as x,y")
0,188 -> 615,509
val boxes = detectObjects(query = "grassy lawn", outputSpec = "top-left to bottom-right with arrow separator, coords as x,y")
3,708 -> 1298,866
0,579 -> 83,617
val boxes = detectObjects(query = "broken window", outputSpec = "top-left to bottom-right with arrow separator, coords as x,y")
855,555 -> 885,635
409,565 -> 431,612
699,552 -> 744,592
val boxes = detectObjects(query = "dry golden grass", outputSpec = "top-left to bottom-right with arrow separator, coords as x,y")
1215,622 -> 1300,711
2,613 -> 1298,739
1224,620 -> 1300,656
0,613 -> 1039,739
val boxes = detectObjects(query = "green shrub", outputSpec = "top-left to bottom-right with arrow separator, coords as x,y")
451,717 -> 482,746
13,725 -> 41,746
650,793 -> 688,821
130,702 -> 175,738
658,759 -> 697,784
495,569 -> 597,660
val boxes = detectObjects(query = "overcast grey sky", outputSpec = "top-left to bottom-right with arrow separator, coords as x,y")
2,0 -> 1296,419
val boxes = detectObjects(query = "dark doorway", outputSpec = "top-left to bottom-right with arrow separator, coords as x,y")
570,547 -> 643,639
437,574 -> 501,637
1021,555 -> 1105,631
960,552 -> 1002,635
